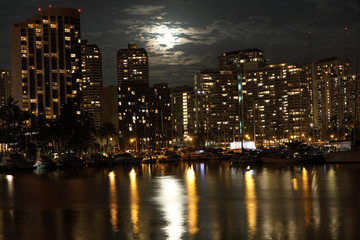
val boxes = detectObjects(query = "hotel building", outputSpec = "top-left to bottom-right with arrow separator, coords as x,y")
10,7 -> 82,120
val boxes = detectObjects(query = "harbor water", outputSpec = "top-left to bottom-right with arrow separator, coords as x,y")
1,162 -> 360,239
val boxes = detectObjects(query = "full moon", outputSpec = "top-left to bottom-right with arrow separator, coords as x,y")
154,25 -> 180,49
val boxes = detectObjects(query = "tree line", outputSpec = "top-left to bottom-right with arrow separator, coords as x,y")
0,97 -> 117,160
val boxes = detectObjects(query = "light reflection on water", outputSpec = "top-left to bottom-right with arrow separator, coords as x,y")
0,163 -> 359,239
155,175 -> 185,240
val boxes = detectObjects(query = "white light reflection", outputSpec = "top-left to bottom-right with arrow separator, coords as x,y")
311,171 -> 320,228
328,167 -> 340,239
108,171 -> 118,232
155,177 -> 185,240
186,166 -> 198,235
6,175 -> 14,205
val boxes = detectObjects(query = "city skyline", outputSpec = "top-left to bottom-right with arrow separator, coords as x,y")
0,0 -> 359,87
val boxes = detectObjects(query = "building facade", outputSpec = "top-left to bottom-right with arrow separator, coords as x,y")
170,85 -> 196,148
0,70 -> 11,107
194,69 -> 239,147
241,63 -> 311,147
81,40 -> 102,129
10,7 -> 82,120
149,83 -> 171,150
304,58 -> 351,141
117,44 -> 150,150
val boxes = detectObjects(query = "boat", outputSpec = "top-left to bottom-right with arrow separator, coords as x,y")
113,153 -> 142,165
231,152 -> 261,164
56,153 -> 85,168
0,153 -> 35,170
260,154 -> 297,164
157,151 -> 181,163
85,153 -> 113,167
33,155 -> 57,169
185,150 -> 209,162
141,154 -> 157,164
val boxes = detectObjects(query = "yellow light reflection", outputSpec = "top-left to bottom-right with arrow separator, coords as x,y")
108,171 -> 118,232
186,166 -> 198,234
302,167 -> 311,225
245,170 -> 256,234
129,168 -> 139,235
291,178 -> 298,190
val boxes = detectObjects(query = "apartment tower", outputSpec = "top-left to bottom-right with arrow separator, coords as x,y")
81,40 -> 102,129
117,44 -> 150,150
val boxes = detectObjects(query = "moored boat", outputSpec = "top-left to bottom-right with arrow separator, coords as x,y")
157,151 -> 181,163
1,153 -> 35,170
33,155 -> 57,169
56,153 -> 85,168
85,153 -> 113,167
114,153 -> 142,165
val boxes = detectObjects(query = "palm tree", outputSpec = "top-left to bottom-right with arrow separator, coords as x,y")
98,122 -> 117,154
54,103 -> 95,155
0,97 -> 30,151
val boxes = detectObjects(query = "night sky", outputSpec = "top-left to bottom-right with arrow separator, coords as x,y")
1,0 -> 359,87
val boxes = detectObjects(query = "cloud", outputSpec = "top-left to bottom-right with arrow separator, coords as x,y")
123,5 -> 166,15
299,0 -> 360,14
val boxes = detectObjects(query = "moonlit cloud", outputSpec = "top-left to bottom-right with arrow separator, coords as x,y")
0,0 -> 359,87
123,5 -> 166,15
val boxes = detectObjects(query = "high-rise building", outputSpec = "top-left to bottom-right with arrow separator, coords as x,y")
117,44 -> 150,150
194,49 -> 312,148
304,57 -> 351,140
241,63 -> 311,146
0,70 -> 11,107
170,85 -> 196,147
149,83 -> 171,150
81,40 -> 102,129
194,69 -> 239,147
10,7 -> 82,120
315,74 -> 359,141
217,48 -> 266,71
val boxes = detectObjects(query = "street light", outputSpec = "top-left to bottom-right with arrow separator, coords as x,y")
130,138 -> 137,152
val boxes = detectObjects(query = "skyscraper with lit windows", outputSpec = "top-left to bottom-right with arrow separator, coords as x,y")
10,7 -> 82,120
81,40 -> 102,129
117,44 -> 150,150
194,69 -> 239,147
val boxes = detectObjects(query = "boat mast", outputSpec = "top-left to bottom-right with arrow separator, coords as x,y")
354,57 -> 359,150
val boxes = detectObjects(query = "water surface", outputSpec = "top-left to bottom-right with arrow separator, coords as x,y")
1,162 -> 360,239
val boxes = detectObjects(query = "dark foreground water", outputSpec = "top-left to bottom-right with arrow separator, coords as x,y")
1,162 -> 360,240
